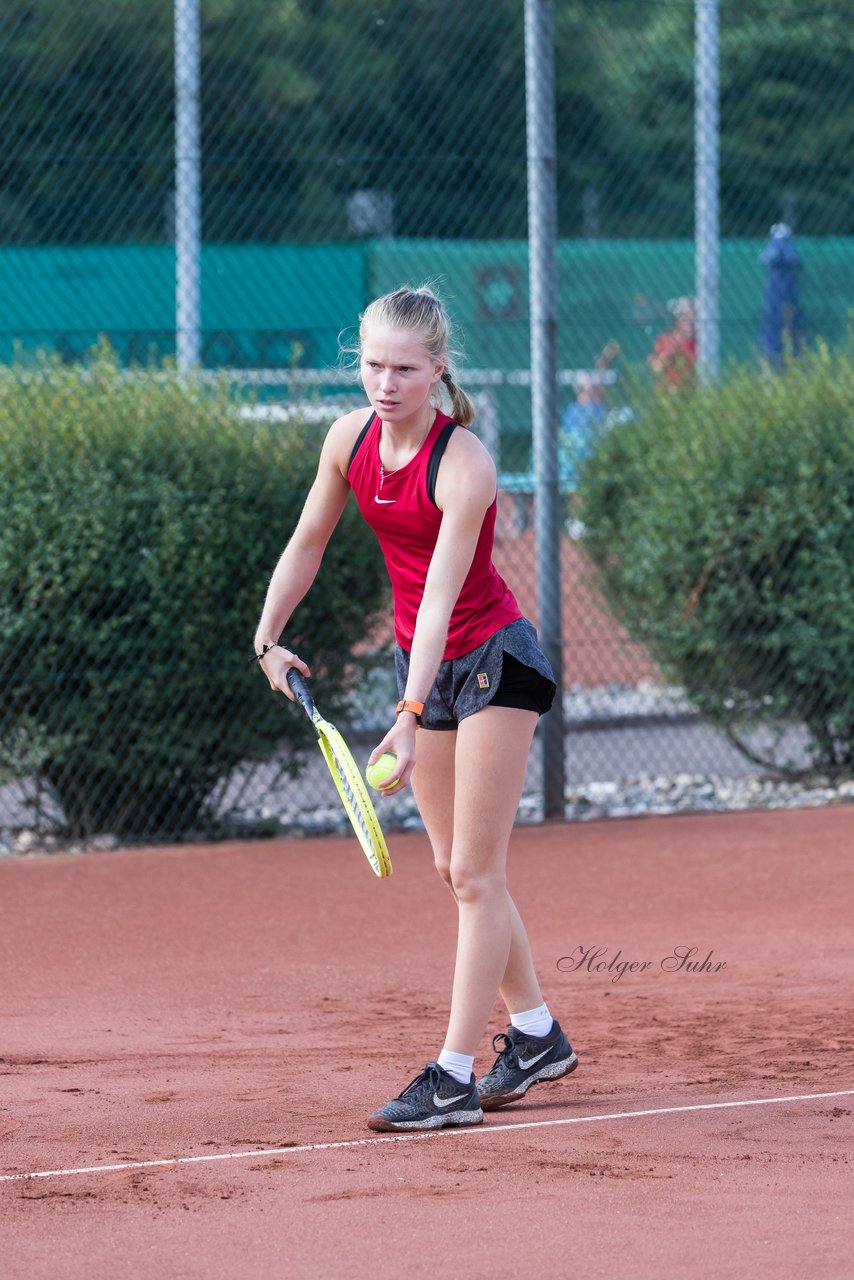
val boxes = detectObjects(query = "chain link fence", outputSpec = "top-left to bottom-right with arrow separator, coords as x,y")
1,0 -> 853,848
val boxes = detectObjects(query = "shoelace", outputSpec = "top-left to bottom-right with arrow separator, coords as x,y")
486,1032 -> 518,1071
397,1062 -> 443,1101
488,1029 -> 550,1069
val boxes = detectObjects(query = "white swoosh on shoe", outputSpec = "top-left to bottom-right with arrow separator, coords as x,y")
433,1091 -> 470,1109
517,1047 -> 551,1069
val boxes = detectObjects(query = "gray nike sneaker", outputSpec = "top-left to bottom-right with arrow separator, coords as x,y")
476,1020 -> 578,1110
368,1061 -> 484,1131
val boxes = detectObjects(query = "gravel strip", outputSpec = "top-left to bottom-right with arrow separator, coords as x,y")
4,771 -> 851,857
2,676 -> 851,855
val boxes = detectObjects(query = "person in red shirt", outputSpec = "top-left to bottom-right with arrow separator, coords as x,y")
648,296 -> 697,392
254,285 -> 577,1131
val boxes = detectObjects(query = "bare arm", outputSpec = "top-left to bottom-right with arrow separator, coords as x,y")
254,412 -> 363,695
404,470 -> 496,704
371,431 -> 497,792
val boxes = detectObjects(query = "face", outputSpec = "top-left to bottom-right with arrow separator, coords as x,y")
675,305 -> 695,336
360,324 -> 443,428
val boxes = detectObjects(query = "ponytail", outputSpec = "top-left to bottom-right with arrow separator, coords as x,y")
441,368 -> 475,427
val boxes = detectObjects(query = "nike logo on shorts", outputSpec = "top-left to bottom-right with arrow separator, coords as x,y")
517,1047 -> 551,1069
433,1091 -> 470,1109
374,497 -> 396,504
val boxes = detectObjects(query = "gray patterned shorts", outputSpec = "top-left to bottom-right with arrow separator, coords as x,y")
394,617 -> 557,731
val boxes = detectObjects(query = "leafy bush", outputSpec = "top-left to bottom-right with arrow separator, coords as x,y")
0,349 -> 388,838
578,346 -> 854,778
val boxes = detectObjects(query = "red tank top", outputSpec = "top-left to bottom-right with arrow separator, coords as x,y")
348,410 -> 521,659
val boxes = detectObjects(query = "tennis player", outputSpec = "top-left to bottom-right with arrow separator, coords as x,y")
254,285 -> 578,1130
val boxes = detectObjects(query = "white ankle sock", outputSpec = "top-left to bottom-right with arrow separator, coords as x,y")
510,1002 -> 553,1038
437,1049 -> 475,1086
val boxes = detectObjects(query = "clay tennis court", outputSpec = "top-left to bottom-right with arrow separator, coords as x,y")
1,805 -> 852,1279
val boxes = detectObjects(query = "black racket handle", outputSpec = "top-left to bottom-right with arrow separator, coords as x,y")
286,667 -> 315,717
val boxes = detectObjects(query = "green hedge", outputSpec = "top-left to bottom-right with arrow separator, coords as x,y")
578,346 -> 854,778
0,350 -> 388,838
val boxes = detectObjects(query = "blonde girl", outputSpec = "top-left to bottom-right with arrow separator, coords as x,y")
255,286 -> 577,1130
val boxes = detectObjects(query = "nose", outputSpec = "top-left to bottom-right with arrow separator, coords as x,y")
379,370 -> 396,392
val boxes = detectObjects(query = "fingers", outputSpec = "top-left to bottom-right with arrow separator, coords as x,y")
368,723 -> 417,796
371,766 -> 411,797
259,646 -> 311,697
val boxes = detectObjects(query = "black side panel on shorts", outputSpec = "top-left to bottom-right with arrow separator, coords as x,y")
426,420 -> 458,507
347,411 -> 377,475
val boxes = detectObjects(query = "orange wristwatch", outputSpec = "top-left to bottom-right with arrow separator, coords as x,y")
395,699 -> 424,727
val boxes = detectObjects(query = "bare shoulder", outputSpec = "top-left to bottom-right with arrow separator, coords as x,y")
322,405 -> 374,476
442,423 -> 496,474
435,424 -> 497,510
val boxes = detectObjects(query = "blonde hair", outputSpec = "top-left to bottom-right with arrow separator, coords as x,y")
357,284 -> 476,427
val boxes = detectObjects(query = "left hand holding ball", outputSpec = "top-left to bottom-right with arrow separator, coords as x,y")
366,752 -> 398,791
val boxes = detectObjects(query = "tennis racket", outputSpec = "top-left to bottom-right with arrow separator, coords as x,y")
286,668 -> 392,878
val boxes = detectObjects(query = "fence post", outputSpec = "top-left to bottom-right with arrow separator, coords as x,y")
175,0 -> 202,371
695,0 -> 720,384
524,0 -> 565,818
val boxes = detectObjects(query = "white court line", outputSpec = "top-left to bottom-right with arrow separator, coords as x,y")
2,1087 -> 852,1185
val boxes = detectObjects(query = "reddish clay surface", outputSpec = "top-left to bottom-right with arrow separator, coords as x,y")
1,806 -> 853,1279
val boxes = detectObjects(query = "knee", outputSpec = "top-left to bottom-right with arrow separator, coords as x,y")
433,848 -> 454,891
448,862 -> 505,904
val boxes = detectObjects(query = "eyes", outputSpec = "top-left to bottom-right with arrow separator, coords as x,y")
364,360 -> 415,373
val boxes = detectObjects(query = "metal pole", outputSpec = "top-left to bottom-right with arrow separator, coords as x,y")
175,0 -> 201,371
695,0 -> 720,383
524,0 -> 565,818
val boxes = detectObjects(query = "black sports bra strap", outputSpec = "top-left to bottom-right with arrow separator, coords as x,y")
347,411 -> 377,475
426,420 -> 458,508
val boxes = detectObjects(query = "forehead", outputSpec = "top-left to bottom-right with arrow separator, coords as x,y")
361,324 -> 433,364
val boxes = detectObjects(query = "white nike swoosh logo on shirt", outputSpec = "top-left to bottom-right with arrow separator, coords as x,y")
517,1048 -> 551,1069
433,1091 -> 470,1109
374,497 -> 396,504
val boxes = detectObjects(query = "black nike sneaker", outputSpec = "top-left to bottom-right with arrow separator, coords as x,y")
476,1020 -> 578,1110
367,1061 -> 484,1132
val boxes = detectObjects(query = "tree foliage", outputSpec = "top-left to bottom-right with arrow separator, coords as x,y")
0,349 -> 388,838
0,0 -> 851,244
578,346 -> 854,779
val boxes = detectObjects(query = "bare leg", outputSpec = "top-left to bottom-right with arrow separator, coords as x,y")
501,897 -> 544,1017
412,715 -> 545,1042
443,706 -> 539,1055
409,727 -> 457,882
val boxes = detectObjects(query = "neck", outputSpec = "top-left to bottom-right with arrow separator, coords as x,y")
380,407 -> 436,451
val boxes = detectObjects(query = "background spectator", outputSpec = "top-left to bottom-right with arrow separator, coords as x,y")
648,297 -> 697,392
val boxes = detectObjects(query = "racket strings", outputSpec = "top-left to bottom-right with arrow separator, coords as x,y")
286,675 -> 390,876
316,720 -> 390,877
329,742 -> 374,846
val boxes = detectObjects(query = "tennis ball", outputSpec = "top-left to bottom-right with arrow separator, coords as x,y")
366,752 -> 398,791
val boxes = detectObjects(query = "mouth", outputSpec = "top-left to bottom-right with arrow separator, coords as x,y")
377,398 -> 399,410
